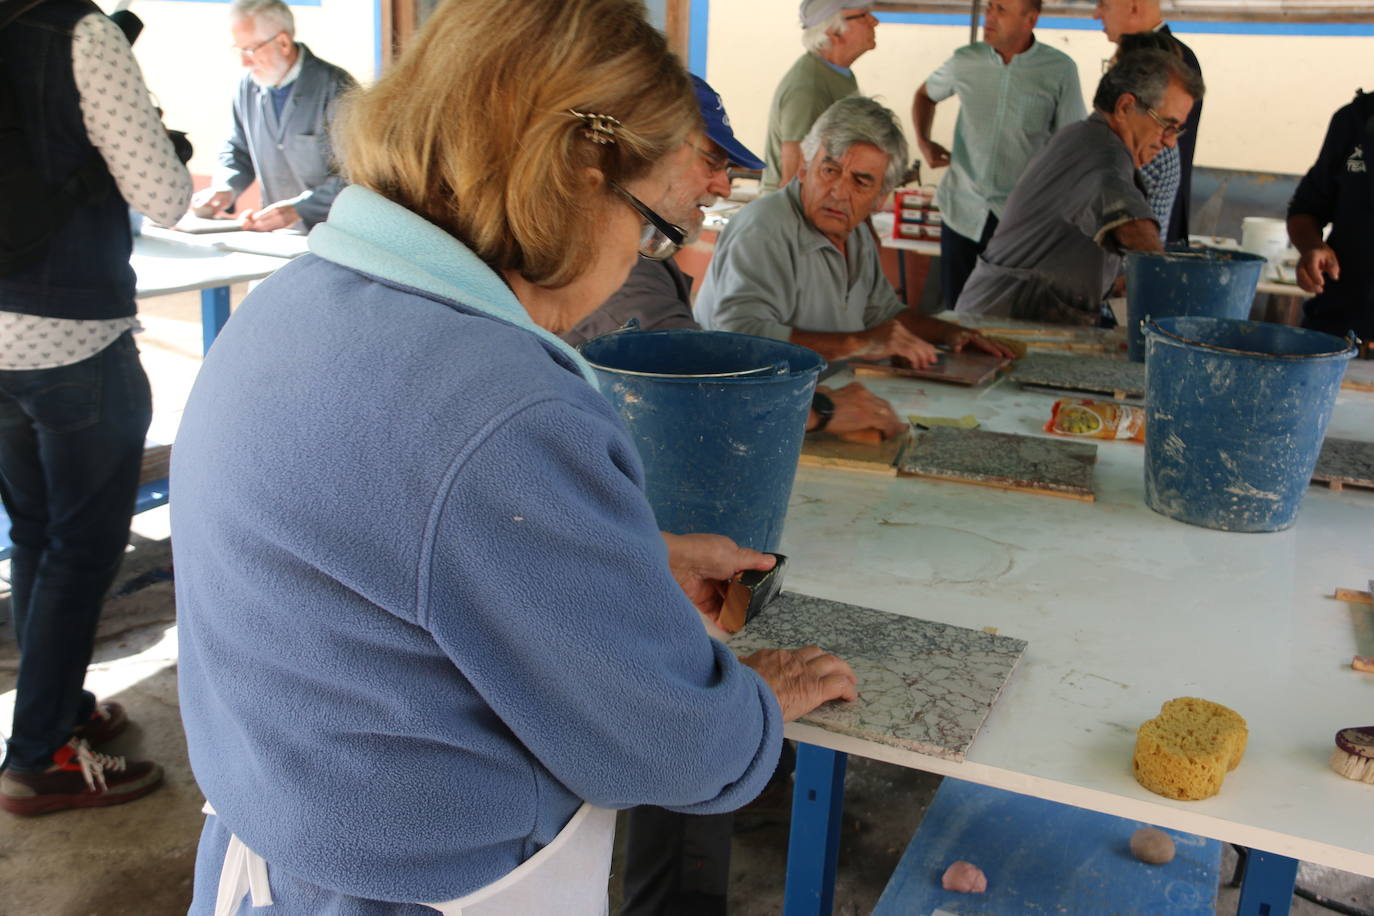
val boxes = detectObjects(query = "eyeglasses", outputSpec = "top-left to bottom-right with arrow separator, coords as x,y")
843,10 -> 876,20
613,184 -> 686,261
691,142 -> 729,177
233,32 -> 283,56
1138,103 -> 1187,139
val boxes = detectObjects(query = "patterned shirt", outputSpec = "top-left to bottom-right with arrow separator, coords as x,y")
1139,144 -> 1180,235
0,13 -> 190,370
925,39 -> 1086,242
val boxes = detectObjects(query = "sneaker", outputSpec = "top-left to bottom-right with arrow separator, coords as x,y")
71,701 -> 130,747
0,738 -> 163,816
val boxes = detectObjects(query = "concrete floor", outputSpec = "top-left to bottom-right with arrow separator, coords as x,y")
3,287 -> 1374,915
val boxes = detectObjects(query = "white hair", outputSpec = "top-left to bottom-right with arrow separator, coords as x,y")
800,96 -> 909,196
801,11 -> 846,53
229,0 -> 295,39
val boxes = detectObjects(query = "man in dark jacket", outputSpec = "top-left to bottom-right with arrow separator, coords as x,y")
190,0 -> 355,230
1288,90 -> 1374,343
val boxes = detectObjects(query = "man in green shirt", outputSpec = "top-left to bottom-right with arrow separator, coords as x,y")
761,0 -> 878,193
913,0 -> 1085,308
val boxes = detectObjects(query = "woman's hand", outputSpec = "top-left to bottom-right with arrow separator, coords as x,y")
661,532 -> 775,625
739,646 -> 858,721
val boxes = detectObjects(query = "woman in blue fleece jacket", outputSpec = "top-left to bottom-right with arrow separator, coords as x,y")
172,1 -> 856,913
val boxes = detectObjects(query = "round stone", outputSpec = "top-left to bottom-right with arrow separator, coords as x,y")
1130,826 -> 1176,865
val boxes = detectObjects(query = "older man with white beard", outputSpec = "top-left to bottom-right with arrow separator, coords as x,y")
190,0 -> 355,230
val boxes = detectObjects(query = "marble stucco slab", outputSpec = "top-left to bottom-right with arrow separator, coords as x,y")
1012,354 -> 1145,399
896,426 -> 1098,500
728,592 -> 1027,761
1344,360 -> 1374,392
1312,437 -> 1374,491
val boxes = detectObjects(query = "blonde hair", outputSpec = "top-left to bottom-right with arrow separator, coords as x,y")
335,0 -> 697,289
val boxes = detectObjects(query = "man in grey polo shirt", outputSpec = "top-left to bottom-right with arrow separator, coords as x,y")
697,96 -> 1012,367
912,0 -> 1084,308
955,49 -> 1203,325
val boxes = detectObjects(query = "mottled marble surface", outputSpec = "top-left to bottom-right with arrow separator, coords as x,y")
897,425 -> 1098,498
728,592 -> 1027,761
1313,437 -> 1374,490
853,351 -> 1009,387
1345,359 -> 1374,392
1013,354 -> 1145,398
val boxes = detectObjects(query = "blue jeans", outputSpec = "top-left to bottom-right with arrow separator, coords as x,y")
0,331 -> 151,772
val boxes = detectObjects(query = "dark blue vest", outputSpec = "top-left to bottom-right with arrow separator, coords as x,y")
0,0 -> 136,320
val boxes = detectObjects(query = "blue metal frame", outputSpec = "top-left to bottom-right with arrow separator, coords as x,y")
201,286 -> 232,355
783,741 -> 1302,916
784,744 -> 849,915
1237,850 -> 1299,916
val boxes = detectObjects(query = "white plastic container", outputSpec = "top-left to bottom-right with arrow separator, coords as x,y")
1240,217 -> 1288,281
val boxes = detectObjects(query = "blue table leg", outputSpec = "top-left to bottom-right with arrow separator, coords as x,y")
784,743 -> 847,916
1237,848 -> 1298,916
200,285 -> 231,355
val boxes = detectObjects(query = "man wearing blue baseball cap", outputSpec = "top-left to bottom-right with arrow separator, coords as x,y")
563,75 -> 762,345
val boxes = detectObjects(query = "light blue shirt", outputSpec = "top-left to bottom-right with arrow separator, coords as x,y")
925,39 -> 1086,241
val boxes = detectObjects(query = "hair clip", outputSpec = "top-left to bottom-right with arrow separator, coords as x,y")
569,109 -> 622,145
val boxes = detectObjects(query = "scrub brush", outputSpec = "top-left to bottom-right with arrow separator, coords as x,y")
1329,727 -> 1374,783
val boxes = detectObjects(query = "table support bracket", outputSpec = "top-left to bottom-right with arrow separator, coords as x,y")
200,286 -> 231,355
1236,846 -> 1298,916
783,743 -> 848,916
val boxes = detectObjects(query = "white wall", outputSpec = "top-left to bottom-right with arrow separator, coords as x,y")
101,0 -> 378,179
707,1 -> 1369,179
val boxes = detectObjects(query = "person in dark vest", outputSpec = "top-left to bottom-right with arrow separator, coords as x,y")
190,0 -> 355,231
0,0 -> 191,815
1288,90 -> 1374,344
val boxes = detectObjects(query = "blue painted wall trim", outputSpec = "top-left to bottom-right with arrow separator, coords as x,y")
373,0 -> 383,76
163,0 -> 322,5
689,0 -> 710,76
876,11 -> 1374,36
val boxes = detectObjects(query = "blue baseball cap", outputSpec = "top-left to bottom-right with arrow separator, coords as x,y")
691,75 -> 765,172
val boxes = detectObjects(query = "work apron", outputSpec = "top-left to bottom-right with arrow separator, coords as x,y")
203,800 -> 616,916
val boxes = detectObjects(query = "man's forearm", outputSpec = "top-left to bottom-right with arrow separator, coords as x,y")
779,142 -> 803,189
1112,218 -> 1164,254
911,84 -> 937,148
896,309 -> 960,346
1287,212 -> 1326,254
789,329 -> 868,361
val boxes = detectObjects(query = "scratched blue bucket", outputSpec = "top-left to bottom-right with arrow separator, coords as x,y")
581,329 -> 823,551
1125,247 -> 1266,362
1143,316 -> 1357,532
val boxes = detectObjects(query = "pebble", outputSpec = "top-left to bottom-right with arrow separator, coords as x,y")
1130,827 -> 1176,865
941,860 -> 988,893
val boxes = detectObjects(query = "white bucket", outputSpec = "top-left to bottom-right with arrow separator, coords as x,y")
1240,217 -> 1288,281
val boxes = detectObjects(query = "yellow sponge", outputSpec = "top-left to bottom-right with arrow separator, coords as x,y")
1133,697 -> 1248,801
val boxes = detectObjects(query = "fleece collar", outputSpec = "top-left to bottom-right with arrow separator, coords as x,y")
308,186 -> 599,388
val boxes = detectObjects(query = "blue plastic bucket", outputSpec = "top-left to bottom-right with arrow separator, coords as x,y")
1126,248 -> 1266,362
1142,316 -> 1356,532
581,329 -> 824,552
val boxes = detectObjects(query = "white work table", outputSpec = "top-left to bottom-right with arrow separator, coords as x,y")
132,231 -> 305,354
778,372 -> 1374,914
